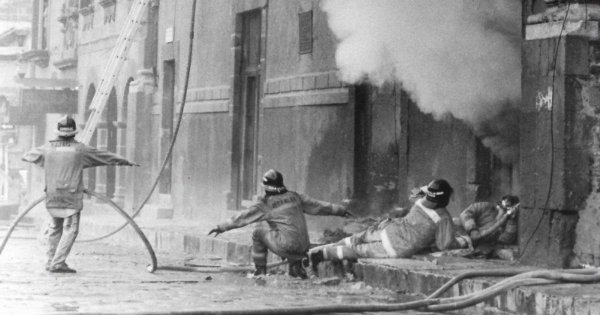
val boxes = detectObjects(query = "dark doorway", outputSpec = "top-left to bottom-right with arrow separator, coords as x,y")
353,84 -> 371,201
160,59 -> 175,194
231,9 -> 262,208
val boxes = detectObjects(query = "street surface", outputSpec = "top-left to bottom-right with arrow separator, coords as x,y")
0,223 -> 434,315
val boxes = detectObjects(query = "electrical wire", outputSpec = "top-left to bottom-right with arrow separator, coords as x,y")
78,0 -> 198,242
519,0 -> 571,260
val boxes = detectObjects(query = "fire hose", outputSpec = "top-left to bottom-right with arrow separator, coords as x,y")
69,267 -> 600,314
0,189 -> 157,273
0,188 -> 287,274
469,204 -> 519,243
157,260 -> 288,273
4,195 -> 600,313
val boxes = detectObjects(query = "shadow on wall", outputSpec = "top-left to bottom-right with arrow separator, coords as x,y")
305,108 -> 350,209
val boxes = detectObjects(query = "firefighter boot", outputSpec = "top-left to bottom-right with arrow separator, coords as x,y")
288,260 -> 308,279
309,250 -> 324,275
253,264 -> 267,277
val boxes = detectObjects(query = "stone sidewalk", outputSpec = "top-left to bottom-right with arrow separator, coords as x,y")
0,229 -> 423,315
69,211 -> 600,315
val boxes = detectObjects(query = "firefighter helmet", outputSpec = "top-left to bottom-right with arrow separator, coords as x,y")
55,115 -> 78,138
424,179 -> 453,207
262,169 -> 286,193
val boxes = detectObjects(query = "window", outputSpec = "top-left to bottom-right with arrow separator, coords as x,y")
298,10 -> 312,54
80,0 -> 93,8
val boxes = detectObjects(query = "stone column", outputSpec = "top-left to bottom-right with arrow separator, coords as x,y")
520,3 -> 600,267
95,123 -> 108,195
124,69 -> 156,214
112,120 -> 128,206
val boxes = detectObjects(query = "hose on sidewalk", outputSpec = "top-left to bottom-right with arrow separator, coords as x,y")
157,260 -> 288,273
5,204 -> 600,314
0,195 -> 44,257
0,190 -> 157,273
70,267 -> 600,314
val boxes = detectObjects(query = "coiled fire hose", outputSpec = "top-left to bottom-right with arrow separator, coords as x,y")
0,189 -> 157,273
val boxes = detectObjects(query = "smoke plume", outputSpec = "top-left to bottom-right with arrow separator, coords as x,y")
322,0 -> 522,162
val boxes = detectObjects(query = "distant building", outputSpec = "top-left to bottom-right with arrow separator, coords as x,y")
0,0 -> 30,205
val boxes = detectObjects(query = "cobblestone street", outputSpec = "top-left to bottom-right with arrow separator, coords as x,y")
0,224 -> 427,315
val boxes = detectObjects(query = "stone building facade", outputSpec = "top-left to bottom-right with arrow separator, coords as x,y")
18,0 -> 600,268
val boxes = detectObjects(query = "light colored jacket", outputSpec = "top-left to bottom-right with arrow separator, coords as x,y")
460,201 -> 517,244
218,191 -> 346,254
22,137 -> 133,215
380,199 -> 455,258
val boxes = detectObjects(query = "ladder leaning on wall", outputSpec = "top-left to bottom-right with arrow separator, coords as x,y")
77,0 -> 151,145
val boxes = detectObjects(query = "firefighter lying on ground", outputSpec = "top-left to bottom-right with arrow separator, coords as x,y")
453,195 -> 520,258
22,115 -> 138,273
308,179 -> 457,273
208,169 -> 352,279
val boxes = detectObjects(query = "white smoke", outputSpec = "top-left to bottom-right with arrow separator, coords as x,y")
322,0 -> 522,160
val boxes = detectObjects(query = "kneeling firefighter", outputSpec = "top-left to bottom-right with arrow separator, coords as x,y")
22,115 -> 138,273
208,169 -> 352,279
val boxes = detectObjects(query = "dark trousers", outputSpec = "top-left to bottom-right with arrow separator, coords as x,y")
252,227 -> 307,266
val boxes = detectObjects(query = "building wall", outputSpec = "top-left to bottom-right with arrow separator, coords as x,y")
405,103 -> 475,216
260,0 -> 352,204
521,5 -> 599,267
158,0 -> 353,221
157,0 -> 234,220
77,0 -> 147,204
362,84 -> 494,218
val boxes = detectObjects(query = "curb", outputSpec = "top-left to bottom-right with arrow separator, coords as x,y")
353,260 -> 600,315
81,220 -> 260,265
81,219 -> 600,315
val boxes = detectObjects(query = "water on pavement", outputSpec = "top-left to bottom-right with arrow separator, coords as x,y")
0,225 -> 509,315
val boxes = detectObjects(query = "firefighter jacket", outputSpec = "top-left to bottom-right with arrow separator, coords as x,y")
22,137 -> 134,216
217,191 -> 346,254
379,198 -> 455,258
459,202 -> 517,244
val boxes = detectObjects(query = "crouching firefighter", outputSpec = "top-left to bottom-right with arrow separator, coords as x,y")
309,179 -> 456,272
208,169 -> 352,279
22,115 -> 138,273
453,195 -> 520,258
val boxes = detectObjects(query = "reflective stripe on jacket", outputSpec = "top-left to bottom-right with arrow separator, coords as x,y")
380,199 -> 455,258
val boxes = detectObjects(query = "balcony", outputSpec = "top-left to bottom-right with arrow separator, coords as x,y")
21,49 -> 49,68
53,47 -> 78,70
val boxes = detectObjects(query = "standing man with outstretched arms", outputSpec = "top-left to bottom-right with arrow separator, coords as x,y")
22,115 -> 138,273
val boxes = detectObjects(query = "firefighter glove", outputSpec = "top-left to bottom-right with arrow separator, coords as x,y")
506,203 -> 520,218
469,229 -> 481,240
208,227 -> 223,237
342,209 -> 354,218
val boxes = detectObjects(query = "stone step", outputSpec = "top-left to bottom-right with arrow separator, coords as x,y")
351,259 -> 600,315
